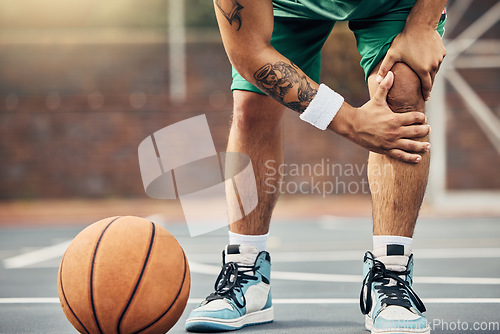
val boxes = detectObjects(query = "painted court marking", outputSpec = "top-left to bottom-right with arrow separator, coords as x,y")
2,240 -> 72,269
5,242 -> 500,269
3,243 -> 500,286
188,261 -> 500,285
189,247 -> 500,263
1,298 -> 499,305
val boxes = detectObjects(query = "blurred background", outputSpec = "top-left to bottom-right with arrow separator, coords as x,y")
0,0 -> 499,224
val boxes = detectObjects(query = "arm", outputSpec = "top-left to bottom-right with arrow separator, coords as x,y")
376,0 -> 447,100
214,0 -> 317,112
214,0 -> 430,163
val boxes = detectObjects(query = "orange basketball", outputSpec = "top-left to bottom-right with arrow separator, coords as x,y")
57,216 -> 190,334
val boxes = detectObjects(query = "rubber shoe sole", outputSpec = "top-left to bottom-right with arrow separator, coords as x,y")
365,315 -> 430,334
185,307 -> 274,332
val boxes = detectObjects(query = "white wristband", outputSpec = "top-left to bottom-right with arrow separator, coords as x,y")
299,83 -> 344,130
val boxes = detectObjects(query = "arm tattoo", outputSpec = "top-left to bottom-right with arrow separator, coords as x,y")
254,61 -> 317,113
215,0 -> 244,31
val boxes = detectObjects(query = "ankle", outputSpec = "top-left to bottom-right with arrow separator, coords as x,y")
373,235 -> 413,250
228,231 -> 269,252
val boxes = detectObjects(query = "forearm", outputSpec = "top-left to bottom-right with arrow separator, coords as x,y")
238,49 -> 320,113
235,48 -> 353,132
405,0 -> 447,29
239,48 -> 357,133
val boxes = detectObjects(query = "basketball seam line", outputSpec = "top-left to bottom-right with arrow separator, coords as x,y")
59,253 -> 90,334
90,216 -> 121,334
136,246 -> 189,333
116,221 -> 156,334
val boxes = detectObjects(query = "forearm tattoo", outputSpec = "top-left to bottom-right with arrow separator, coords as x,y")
215,0 -> 244,31
254,61 -> 317,113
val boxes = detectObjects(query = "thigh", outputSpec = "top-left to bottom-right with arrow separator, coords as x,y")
231,17 -> 335,94
232,90 -> 287,122
349,0 -> 447,82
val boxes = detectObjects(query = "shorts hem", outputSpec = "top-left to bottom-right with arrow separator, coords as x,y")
361,15 -> 447,82
230,80 -> 265,95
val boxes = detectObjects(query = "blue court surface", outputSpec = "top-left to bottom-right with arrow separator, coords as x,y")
1,215 -> 499,333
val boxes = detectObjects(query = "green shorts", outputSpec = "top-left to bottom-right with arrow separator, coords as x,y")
231,0 -> 446,94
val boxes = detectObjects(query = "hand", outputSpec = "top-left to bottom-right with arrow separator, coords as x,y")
376,27 -> 446,101
330,72 -> 431,164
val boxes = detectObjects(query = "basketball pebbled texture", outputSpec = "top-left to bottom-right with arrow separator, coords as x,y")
57,216 -> 190,334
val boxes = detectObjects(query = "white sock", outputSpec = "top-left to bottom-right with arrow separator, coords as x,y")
228,231 -> 269,252
373,235 -> 413,250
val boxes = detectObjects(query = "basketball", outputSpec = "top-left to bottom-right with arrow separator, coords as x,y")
57,216 -> 190,334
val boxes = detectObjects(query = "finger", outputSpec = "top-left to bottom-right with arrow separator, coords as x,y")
398,112 -> 428,126
376,54 -> 397,83
398,124 -> 431,139
392,139 -> 431,153
420,72 -> 433,101
374,71 -> 394,102
387,149 -> 422,164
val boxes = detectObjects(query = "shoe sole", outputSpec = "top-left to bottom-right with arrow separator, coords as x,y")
185,307 -> 274,332
365,315 -> 430,334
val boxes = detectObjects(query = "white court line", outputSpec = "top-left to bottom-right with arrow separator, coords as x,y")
0,298 -> 61,304
2,240 -> 71,269
6,257 -> 498,285
189,261 -> 500,285
4,244 -> 500,269
270,298 -> 500,305
1,298 -> 500,304
190,248 -> 500,263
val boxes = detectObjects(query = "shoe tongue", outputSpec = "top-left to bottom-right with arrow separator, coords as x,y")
373,244 -> 411,272
224,244 -> 259,266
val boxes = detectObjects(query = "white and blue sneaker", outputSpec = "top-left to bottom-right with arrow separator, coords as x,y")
360,245 -> 430,334
185,244 -> 273,332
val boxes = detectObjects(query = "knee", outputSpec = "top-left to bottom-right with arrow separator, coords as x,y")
232,91 -> 285,133
387,63 -> 425,113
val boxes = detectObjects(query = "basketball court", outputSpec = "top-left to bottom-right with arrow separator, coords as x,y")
1,0 -> 499,333
1,211 -> 499,334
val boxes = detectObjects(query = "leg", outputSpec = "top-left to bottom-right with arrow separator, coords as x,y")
361,62 -> 431,334
185,90 -> 283,332
367,62 -> 428,237
225,17 -> 332,235
355,7 -> 446,334
186,12 -> 333,334
227,90 -> 286,235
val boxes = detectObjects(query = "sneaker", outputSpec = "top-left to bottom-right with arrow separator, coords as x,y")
185,244 -> 273,332
360,244 -> 430,334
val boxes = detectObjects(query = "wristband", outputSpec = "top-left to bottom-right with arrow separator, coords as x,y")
299,83 -> 344,130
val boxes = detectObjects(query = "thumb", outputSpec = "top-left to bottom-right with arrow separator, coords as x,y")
374,71 -> 394,103
376,53 -> 396,83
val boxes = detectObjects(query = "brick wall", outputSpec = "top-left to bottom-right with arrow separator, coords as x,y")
1,22 -> 499,199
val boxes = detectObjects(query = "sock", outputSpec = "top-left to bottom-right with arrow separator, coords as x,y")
228,231 -> 269,252
373,235 -> 413,251
225,244 -> 260,266
372,236 -> 413,284
372,244 -> 412,272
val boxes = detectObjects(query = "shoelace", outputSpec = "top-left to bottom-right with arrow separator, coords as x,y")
360,258 -> 426,315
206,262 -> 259,308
